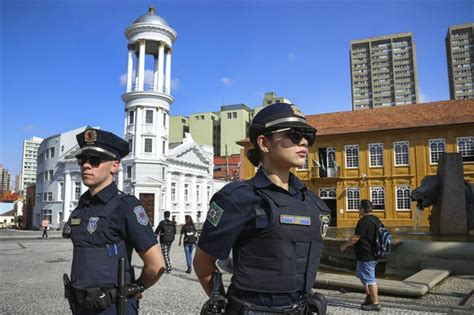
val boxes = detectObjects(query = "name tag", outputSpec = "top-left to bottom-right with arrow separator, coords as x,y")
71,218 -> 82,226
280,214 -> 311,226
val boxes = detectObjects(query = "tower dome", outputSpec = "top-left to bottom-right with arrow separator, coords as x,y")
133,6 -> 169,26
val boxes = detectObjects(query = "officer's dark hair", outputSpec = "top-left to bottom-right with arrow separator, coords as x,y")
247,141 -> 263,167
164,211 -> 171,218
359,199 -> 373,213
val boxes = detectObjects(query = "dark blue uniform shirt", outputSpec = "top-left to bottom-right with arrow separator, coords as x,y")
198,168 -> 310,306
74,182 -> 157,253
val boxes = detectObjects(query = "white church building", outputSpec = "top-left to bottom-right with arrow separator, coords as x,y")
33,8 -> 225,229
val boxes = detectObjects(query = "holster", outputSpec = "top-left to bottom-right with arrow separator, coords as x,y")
200,272 -> 227,314
63,274 -> 76,313
306,292 -> 327,315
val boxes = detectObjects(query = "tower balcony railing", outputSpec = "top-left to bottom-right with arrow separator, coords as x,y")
128,84 -> 170,94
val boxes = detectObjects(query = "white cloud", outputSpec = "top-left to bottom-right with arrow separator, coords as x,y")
171,78 -> 180,91
119,73 -> 127,85
288,53 -> 296,61
220,77 -> 233,86
419,90 -> 429,103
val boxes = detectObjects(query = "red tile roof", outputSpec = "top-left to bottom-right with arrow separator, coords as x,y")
306,99 -> 474,136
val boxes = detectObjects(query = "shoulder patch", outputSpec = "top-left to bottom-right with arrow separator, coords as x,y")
134,206 -> 149,225
207,202 -> 224,227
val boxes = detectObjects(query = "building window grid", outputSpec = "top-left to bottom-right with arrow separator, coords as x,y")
297,155 -> 309,170
429,139 -> 446,164
144,138 -> 153,153
345,145 -> 359,168
369,143 -> 384,167
370,187 -> 385,210
319,188 -> 336,199
145,110 -> 153,124
126,166 -> 132,179
346,187 -> 360,211
394,141 -> 409,166
197,185 -> 201,202
184,183 -> 190,202
396,186 -> 411,210
171,182 -> 176,202
74,182 -> 81,201
457,137 -> 474,161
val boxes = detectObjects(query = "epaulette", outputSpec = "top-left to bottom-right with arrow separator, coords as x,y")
218,180 -> 252,195
117,191 -> 140,206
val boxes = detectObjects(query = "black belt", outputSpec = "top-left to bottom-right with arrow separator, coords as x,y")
227,296 -> 307,315
73,287 -> 117,309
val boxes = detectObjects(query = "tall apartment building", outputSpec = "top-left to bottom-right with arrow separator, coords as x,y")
170,92 -> 291,156
350,33 -> 419,110
0,165 -> 12,195
19,136 -> 43,194
446,23 -> 474,100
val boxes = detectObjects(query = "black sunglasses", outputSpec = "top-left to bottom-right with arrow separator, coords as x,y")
264,128 -> 316,146
77,155 -> 113,166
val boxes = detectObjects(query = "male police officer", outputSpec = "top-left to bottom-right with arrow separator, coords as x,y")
63,128 -> 166,314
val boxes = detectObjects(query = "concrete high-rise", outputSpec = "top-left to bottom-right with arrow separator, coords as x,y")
0,165 -> 12,195
446,23 -> 474,100
350,33 -> 419,110
19,136 -> 43,194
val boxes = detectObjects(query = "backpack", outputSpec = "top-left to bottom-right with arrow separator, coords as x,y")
367,216 -> 392,260
184,225 -> 197,244
162,221 -> 175,243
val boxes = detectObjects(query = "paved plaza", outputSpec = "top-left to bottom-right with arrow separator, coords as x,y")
0,229 -> 472,314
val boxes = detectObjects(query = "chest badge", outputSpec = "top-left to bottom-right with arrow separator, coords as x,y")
87,217 -> 99,234
320,214 -> 331,237
134,206 -> 149,226
280,214 -> 311,226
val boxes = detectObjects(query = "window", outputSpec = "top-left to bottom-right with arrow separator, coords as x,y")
394,141 -> 409,166
44,170 -> 53,181
184,183 -> 190,202
346,187 -> 360,211
58,182 -> 64,201
319,188 -> 336,199
161,167 -> 165,179
227,112 -> 232,119
126,166 -> 132,179
128,139 -> 133,153
371,187 -> 385,210
144,138 -> 153,153
50,147 -> 55,158
197,184 -> 201,202
369,143 -> 383,167
207,186 -> 211,201
145,110 -> 153,124
47,192 -> 53,201
163,113 -> 167,127
43,192 -> 47,201
233,112 -> 237,119
457,137 -> 474,162
227,112 -> 237,119
396,186 -> 411,210
429,139 -> 445,164
162,140 -> 166,154
74,181 -> 81,200
171,182 -> 177,202
297,154 -> 309,170
129,110 -> 135,124
345,145 -> 359,168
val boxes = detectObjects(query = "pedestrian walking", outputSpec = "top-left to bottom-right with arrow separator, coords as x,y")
155,211 -> 176,273
194,102 -> 331,314
340,199 -> 382,311
62,128 -> 166,314
41,216 -> 50,239
179,215 -> 197,273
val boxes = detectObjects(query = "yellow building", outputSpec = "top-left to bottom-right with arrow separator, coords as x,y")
239,100 -> 474,228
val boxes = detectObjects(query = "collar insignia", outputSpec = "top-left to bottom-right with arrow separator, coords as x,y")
84,129 -> 97,145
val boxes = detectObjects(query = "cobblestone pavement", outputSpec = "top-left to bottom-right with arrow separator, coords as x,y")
0,230 -> 472,314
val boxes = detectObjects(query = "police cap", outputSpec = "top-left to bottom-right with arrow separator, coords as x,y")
249,102 -> 316,142
75,128 -> 130,160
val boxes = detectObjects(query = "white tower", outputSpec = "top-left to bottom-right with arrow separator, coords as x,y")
121,7 -> 177,226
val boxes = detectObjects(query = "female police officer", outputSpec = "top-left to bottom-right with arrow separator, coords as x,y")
63,128 -> 166,314
194,103 -> 330,314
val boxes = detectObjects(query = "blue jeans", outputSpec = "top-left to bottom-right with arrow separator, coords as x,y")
184,243 -> 195,268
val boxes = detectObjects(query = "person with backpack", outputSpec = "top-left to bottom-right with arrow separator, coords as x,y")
339,199 -> 383,311
179,215 -> 197,273
155,211 -> 176,274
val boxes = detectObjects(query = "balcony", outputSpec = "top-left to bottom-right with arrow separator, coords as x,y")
310,166 -> 339,179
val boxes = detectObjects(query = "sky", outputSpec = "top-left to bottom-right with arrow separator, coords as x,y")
0,0 -> 472,179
